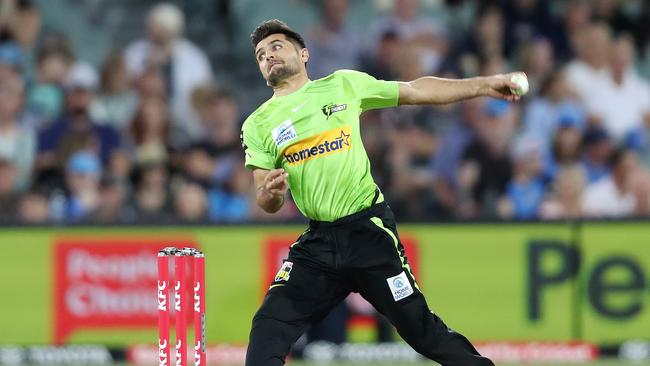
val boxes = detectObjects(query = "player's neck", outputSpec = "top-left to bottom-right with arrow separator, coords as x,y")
272,73 -> 310,97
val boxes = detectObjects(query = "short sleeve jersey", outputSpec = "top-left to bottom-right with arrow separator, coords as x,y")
241,70 -> 399,221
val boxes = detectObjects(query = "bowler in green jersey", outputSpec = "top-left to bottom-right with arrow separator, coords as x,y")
242,19 -> 523,366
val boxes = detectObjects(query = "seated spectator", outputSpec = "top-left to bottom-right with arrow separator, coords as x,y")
127,161 -> 173,222
367,0 -> 448,74
0,158 -> 20,222
91,51 -> 139,131
183,87 -> 248,222
305,0 -> 361,79
36,63 -> 128,182
539,164 -> 586,220
458,99 -> 516,218
61,151 -> 102,222
564,22 -> 611,104
498,137 -> 545,220
192,87 -> 242,155
25,44 -> 72,125
0,72 -> 35,191
360,30 -> 400,81
174,181 -> 207,222
17,188 -> 50,223
136,66 -> 167,100
387,120 -> 438,221
207,164 -> 251,222
541,107 -> 585,182
522,69 -> 585,147
556,0 -> 593,59
625,127 -> 650,170
582,148 -> 647,218
0,0 -> 41,51
581,34 -> 650,142
580,126 -> 612,183
518,37 -> 555,97
432,98 -> 483,218
94,176 -> 128,223
124,3 -> 214,145
128,97 -> 171,165
499,0 -> 557,56
442,5 -> 506,77
0,42 -> 22,81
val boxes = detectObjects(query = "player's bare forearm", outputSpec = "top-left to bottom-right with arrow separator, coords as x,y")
256,188 -> 285,213
253,168 -> 289,213
397,73 -> 524,105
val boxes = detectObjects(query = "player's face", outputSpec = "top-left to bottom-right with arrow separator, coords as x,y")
255,34 -> 308,87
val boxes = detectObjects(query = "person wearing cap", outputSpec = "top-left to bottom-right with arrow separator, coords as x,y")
124,2 -> 214,145
0,42 -> 22,78
580,126 -> 613,184
536,103 -> 586,183
498,137 -> 545,220
521,70 -> 585,148
36,63 -> 128,179
62,151 -> 102,221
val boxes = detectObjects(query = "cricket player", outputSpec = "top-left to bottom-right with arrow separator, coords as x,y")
241,19 -> 522,366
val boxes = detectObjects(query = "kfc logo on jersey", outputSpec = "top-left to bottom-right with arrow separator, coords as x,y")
272,119 -> 298,147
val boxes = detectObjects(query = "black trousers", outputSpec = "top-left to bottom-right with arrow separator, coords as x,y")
245,202 -> 494,366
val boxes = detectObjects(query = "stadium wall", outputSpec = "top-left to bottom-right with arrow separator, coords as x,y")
0,223 -> 647,349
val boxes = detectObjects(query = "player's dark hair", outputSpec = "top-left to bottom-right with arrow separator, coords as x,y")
250,19 -> 306,51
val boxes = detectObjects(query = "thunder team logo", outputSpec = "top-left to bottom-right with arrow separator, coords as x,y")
283,127 -> 351,165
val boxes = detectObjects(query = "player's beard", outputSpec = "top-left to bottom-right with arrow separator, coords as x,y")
267,62 -> 300,87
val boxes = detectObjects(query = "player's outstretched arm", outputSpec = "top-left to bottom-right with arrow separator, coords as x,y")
397,72 -> 524,106
253,168 -> 289,213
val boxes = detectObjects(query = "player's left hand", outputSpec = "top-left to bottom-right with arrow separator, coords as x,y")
479,73 -> 523,102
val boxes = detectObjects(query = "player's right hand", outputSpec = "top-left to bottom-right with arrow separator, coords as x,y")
263,168 -> 289,196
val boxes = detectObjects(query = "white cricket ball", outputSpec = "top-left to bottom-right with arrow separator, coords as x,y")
510,73 -> 529,96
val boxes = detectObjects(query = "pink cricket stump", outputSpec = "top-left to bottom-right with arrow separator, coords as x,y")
157,251 -> 171,366
175,252 -> 188,366
193,252 -> 206,366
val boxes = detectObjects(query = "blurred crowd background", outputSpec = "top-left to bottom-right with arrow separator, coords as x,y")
1,0 -> 650,224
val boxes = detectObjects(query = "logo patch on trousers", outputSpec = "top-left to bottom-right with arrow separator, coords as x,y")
274,261 -> 293,282
386,271 -> 414,301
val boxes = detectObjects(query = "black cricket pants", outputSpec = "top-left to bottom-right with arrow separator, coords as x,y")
245,202 -> 494,366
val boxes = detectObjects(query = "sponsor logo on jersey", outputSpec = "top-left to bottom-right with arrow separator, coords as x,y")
275,261 -> 293,282
272,119 -> 298,146
283,126 -> 351,165
322,103 -> 347,119
386,272 -> 414,301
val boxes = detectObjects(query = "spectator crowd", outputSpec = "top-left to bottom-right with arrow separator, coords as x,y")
1,0 -> 650,224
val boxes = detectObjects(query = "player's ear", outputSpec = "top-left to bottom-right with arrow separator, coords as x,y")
300,48 -> 309,63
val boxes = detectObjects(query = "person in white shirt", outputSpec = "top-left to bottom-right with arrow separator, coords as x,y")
124,2 -> 214,146
581,34 -> 650,142
367,0 -> 447,73
582,148 -> 644,218
563,22 -> 610,103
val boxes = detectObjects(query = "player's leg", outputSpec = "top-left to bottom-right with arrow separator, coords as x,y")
246,232 -> 350,366
348,212 -> 494,366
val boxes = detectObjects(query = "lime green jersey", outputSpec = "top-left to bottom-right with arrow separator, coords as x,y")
241,70 -> 399,221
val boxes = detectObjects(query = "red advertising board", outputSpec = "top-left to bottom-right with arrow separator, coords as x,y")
53,236 -> 196,343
